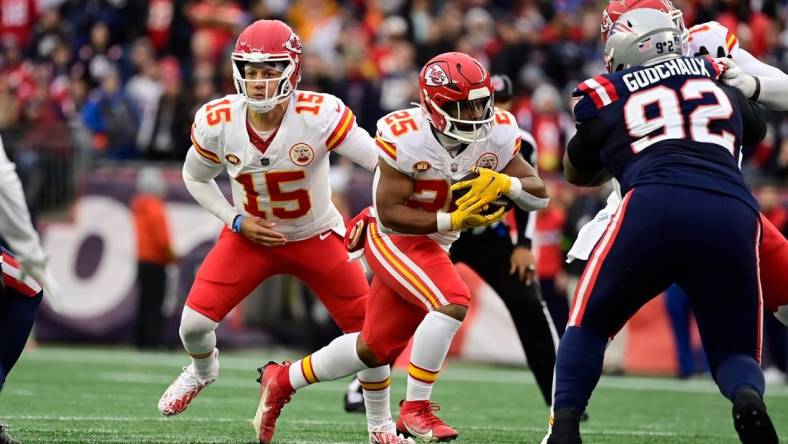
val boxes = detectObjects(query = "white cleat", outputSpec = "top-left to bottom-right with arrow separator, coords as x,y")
158,349 -> 218,416
370,420 -> 417,444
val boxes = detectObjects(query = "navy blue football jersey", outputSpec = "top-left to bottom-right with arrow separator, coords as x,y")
570,56 -> 765,212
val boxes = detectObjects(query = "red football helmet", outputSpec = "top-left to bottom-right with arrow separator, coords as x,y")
419,52 -> 494,144
231,20 -> 302,113
601,0 -> 688,54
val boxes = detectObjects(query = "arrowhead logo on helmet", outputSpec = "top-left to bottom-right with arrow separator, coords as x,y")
284,33 -> 302,54
424,64 -> 450,87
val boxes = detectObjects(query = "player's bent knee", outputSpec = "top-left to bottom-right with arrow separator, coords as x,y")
179,306 -> 219,343
435,303 -> 467,322
356,335 -> 385,368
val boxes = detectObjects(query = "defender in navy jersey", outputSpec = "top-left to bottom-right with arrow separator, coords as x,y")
544,9 -> 778,444
568,55 -> 763,211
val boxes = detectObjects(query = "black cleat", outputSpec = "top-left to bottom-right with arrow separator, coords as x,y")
343,376 -> 365,413
545,408 -> 583,444
0,422 -> 20,444
732,388 -> 778,444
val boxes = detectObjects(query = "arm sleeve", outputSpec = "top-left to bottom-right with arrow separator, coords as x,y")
0,139 -> 46,263
735,49 -> 788,111
333,125 -> 379,172
566,117 -> 607,174
182,147 -> 238,227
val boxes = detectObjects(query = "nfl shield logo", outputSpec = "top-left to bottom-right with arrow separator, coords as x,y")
261,158 -> 270,166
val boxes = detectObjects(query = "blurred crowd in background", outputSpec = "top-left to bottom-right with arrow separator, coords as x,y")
1,0 -> 787,374
3,0 -> 788,169
3,0 -> 788,201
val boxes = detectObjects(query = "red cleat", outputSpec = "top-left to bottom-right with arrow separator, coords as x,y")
252,361 -> 295,444
396,400 -> 458,442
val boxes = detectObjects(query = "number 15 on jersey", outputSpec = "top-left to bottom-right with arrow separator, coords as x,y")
235,171 -> 312,220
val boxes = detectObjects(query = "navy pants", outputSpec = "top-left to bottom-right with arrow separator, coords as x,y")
0,281 -> 42,390
555,184 -> 762,410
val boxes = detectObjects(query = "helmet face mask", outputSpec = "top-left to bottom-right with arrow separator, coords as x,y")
418,53 -> 495,145
233,59 -> 293,112
437,96 -> 494,142
231,20 -> 302,114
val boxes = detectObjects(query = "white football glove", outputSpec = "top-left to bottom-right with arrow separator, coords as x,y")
19,256 -> 63,313
776,305 -> 788,327
717,57 -> 758,99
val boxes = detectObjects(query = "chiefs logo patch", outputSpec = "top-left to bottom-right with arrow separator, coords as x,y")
225,154 -> 241,165
289,143 -> 314,166
476,153 -> 499,169
412,161 -> 432,172
284,33 -> 303,54
424,64 -> 449,86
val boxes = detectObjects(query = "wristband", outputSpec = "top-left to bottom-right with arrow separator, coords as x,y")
751,76 -> 761,101
232,214 -> 244,233
436,212 -> 453,232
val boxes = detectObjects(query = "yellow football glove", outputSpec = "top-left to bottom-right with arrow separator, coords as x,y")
451,167 -> 513,213
449,205 -> 507,231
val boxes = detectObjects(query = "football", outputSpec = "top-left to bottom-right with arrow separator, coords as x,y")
452,172 -> 515,216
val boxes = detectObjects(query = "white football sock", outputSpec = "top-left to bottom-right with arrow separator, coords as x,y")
357,365 -> 392,430
406,311 -> 462,401
289,332 -> 367,390
179,306 -> 219,380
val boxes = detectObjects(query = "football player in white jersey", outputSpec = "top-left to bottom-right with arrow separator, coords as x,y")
566,0 -> 788,323
156,20 -> 399,441
252,52 -> 549,444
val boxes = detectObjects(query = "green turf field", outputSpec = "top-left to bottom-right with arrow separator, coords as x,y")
0,346 -> 785,443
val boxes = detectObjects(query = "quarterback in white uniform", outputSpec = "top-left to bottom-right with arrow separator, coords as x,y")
569,0 -> 788,324
157,21 -> 403,444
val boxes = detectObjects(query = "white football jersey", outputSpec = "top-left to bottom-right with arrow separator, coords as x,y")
190,92 -> 377,241
688,21 -> 740,59
373,107 -> 523,246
